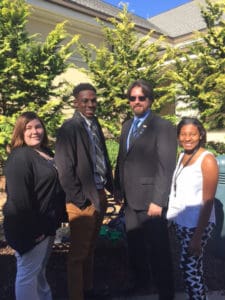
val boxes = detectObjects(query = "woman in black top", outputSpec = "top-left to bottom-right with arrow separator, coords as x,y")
3,111 -> 66,300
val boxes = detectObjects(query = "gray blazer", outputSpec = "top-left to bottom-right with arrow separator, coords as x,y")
115,113 -> 177,211
55,111 -> 113,211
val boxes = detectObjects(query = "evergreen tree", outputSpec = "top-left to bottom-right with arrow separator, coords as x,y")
77,5 -> 170,137
0,0 -> 79,163
165,0 -> 225,129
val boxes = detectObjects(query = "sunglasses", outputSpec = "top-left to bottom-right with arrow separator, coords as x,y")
129,96 -> 147,102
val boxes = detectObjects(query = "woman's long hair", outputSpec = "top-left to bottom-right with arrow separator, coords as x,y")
10,112 -> 49,149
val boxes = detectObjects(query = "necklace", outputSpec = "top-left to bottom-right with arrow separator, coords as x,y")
173,146 -> 199,197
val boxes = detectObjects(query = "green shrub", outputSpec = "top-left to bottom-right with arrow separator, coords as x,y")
106,139 -> 119,170
206,141 -> 225,156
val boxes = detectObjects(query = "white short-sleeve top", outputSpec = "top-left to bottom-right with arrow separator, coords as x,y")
167,150 -> 215,228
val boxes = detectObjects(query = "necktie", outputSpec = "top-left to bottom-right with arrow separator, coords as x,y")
90,121 -> 106,178
129,119 -> 140,147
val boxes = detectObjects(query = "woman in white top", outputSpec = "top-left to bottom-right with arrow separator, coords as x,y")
167,117 -> 218,300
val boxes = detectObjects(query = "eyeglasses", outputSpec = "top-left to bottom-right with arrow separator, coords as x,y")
129,96 -> 147,102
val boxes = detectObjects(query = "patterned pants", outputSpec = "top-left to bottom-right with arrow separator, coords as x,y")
175,223 -> 214,300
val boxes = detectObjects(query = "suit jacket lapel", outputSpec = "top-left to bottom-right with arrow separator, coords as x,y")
142,112 -> 154,128
136,112 -> 154,138
73,111 -> 92,153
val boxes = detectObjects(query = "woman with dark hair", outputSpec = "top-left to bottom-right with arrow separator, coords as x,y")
167,117 -> 218,299
177,117 -> 207,148
3,112 -> 66,300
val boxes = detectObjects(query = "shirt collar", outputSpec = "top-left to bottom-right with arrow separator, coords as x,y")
79,112 -> 93,127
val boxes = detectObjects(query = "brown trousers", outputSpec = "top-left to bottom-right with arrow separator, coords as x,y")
66,190 -> 107,300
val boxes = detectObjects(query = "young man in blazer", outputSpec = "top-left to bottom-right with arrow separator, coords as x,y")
55,83 -> 113,300
115,79 -> 177,299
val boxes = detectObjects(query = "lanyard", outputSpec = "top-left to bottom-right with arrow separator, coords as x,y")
173,147 -> 199,197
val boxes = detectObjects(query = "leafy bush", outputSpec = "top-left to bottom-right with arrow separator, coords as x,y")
206,141 -> 225,156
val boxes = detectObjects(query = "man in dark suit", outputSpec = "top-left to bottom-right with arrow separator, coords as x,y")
55,83 -> 113,300
115,79 -> 177,299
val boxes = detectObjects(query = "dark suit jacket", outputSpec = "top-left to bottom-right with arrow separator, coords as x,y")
55,111 -> 113,211
115,113 -> 177,211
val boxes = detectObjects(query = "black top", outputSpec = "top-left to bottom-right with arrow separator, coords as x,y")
3,146 -> 66,255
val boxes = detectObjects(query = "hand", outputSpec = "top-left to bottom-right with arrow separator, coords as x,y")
188,234 -> 202,256
147,203 -> 162,217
